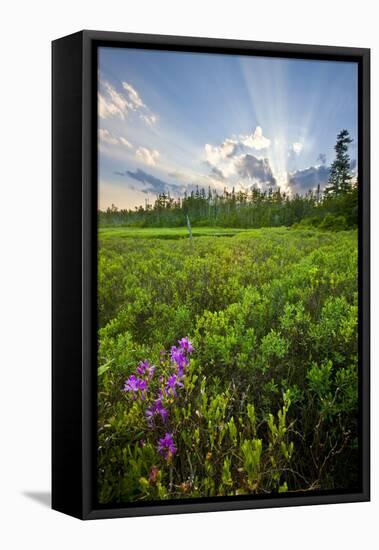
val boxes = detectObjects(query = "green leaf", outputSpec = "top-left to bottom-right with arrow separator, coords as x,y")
97,359 -> 114,376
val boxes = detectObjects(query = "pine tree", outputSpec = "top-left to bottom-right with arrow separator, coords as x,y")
325,129 -> 353,196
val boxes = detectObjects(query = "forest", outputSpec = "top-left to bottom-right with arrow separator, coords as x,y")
99,179 -> 358,231
99,130 -> 358,231
97,130 -> 359,503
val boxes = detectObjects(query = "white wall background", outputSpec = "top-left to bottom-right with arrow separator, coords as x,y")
0,0 -> 377,547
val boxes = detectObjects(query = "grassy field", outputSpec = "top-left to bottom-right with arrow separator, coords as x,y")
98,226 -> 250,240
97,226 -> 359,504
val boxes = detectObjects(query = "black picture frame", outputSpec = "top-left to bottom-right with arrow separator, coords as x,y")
52,30 -> 370,520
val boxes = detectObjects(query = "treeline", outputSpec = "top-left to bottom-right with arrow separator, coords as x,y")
99,183 -> 358,230
99,130 -> 358,230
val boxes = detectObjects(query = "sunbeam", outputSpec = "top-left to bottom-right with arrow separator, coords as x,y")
98,47 -> 358,208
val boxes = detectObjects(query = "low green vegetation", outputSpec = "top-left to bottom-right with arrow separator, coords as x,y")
97,227 -> 358,503
99,226 -> 246,240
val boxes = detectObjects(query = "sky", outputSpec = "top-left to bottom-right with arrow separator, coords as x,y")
98,47 -> 358,210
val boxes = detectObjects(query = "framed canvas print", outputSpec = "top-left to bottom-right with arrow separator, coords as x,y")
52,30 -> 370,519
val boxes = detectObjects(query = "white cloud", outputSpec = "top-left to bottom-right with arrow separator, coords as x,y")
98,128 -> 119,145
98,82 -> 131,120
240,126 -> 271,150
205,139 -> 237,164
98,94 -> 109,119
98,92 -> 124,120
98,80 -> 156,127
105,82 -> 130,113
122,82 -> 145,109
292,142 -> 303,155
204,126 -> 272,179
204,139 -> 238,178
204,127 -> 272,179
119,137 -> 133,149
99,130 -> 134,151
121,81 -> 157,126
136,147 -> 160,166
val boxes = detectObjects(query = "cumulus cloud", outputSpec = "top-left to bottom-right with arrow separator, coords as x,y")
204,126 -> 272,181
205,127 -> 271,166
136,147 -> 160,166
239,126 -> 271,150
205,139 -> 237,165
237,154 -> 276,188
292,142 -> 303,155
288,165 -> 330,194
204,139 -> 238,179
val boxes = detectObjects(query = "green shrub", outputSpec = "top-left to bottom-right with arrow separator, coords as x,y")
97,227 -> 359,500
319,214 -> 347,231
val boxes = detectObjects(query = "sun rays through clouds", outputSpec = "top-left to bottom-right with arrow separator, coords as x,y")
98,48 -> 358,209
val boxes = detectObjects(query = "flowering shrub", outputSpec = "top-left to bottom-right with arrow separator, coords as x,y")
158,433 -> 177,460
98,336 -> 296,502
121,337 -> 192,464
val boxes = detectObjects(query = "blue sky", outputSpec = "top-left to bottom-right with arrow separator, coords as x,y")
98,47 -> 358,209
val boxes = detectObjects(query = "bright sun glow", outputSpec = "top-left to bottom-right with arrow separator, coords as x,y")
97,49 -> 358,209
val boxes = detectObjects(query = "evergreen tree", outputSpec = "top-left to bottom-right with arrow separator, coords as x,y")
325,129 -> 353,196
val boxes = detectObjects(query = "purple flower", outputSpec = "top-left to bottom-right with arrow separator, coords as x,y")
170,346 -> 189,377
178,337 -> 194,354
165,374 -> 184,397
138,379 -> 147,392
136,360 -> 155,378
123,375 -> 147,399
145,407 -> 154,424
123,375 -> 139,392
158,433 -> 177,460
155,399 -> 169,422
136,360 -> 148,375
146,398 -> 168,425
